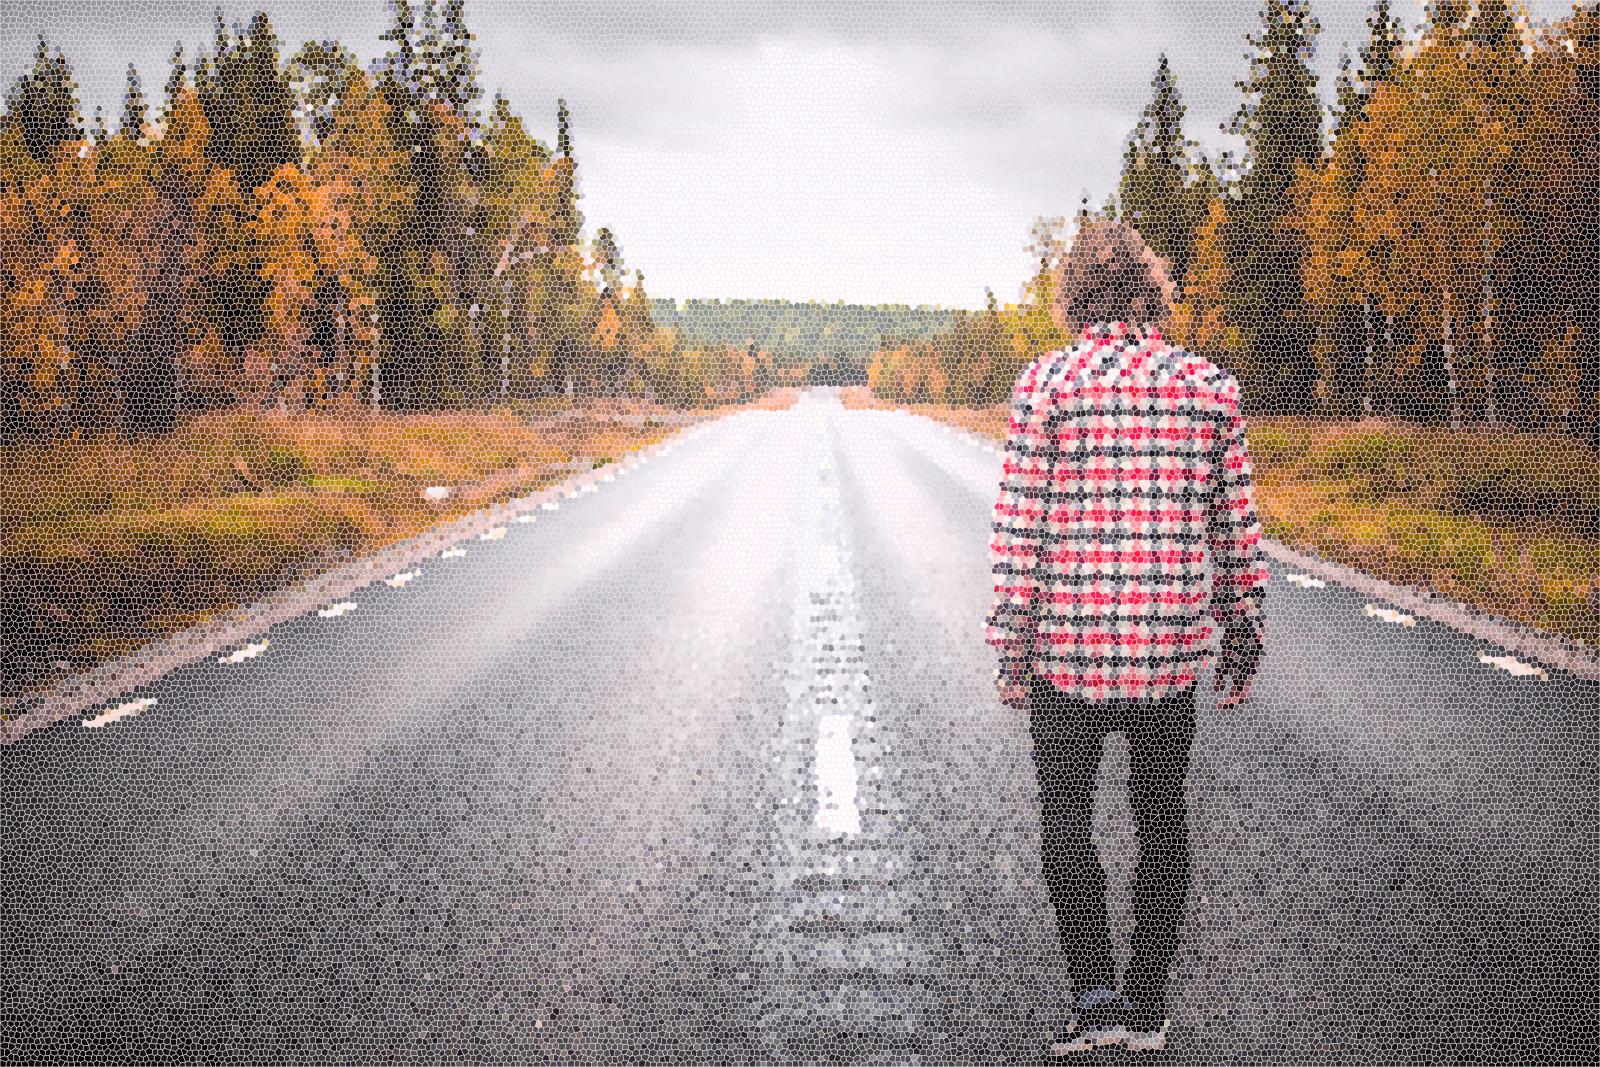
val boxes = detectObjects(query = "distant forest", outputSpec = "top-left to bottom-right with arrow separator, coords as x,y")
651,298 -> 956,365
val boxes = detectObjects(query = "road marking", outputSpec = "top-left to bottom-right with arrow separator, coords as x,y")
385,570 -> 420,588
1286,572 -> 1328,588
440,547 -> 468,559
515,513 -> 537,524
317,601 -> 358,618
1364,604 -> 1415,627
479,526 -> 507,541
541,501 -> 560,511
217,640 -> 269,664
1477,651 -> 1548,679
815,714 -> 862,836
82,696 -> 155,728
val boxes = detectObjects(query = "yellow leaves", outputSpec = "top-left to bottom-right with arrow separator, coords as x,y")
592,299 -> 622,349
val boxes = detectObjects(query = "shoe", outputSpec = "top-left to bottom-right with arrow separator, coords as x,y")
1051,986 -> 1131,1056
1122,1012 -> 1171,1053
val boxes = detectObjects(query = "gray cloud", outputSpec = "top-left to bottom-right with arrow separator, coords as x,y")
2,0 -> 1581,306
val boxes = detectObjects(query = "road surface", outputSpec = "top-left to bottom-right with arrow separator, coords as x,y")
5,389 -> 1597,1064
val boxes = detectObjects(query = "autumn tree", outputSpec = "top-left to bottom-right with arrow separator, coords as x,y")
1119,54 -> 1211,290
1291,0 -> 1407,417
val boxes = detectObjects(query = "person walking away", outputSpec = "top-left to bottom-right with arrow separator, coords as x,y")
984,220 -> 1269,1055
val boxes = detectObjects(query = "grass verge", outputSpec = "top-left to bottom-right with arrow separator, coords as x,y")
841,387 -> 1600,647
3,392 -> 799,700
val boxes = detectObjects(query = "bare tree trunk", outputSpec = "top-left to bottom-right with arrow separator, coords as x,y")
501,273 -> 511,402
335,300 -> 348,401
1362,295 -> 1374,418
1443,288 -> 1461,432
1383,310 -> 1394,419
1482,192 -> 1497,427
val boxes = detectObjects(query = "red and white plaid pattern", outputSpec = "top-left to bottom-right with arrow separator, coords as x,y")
986,321 -> 1268,702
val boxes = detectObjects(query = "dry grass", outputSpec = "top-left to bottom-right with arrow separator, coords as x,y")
1,402 -> 729,696
844,388 -> 1600,646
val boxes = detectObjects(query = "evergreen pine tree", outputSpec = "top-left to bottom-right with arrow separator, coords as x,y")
594,227 -> 623,291
1469,0 -> 1518,50
1217,0 -> 1324,413
203,11 -> 301,193
1425,0 -> 1472,41
91,104 -> 108,143
557,97 -> 572,158
120,63 -> 147,139
439,0 -> 482,119
380,0 -> 419,88
1119,54 -> 1211,291
7,37 -> 83,163
287,40 -> 359,146
414,0 -> 442,102
1332,49 -> 1361,144
161,42 -> 187,125
1359,0 -> 1405,90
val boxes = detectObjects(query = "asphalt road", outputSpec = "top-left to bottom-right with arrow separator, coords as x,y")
5,389 -> 1597,1064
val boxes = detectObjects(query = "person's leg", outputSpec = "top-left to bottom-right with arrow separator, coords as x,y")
1121,684 -> 1198,1022
1028,676 -> 1117,994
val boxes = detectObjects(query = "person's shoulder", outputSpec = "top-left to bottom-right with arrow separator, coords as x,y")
1011,344 -> 1079,398
1148,336 -> 1241,398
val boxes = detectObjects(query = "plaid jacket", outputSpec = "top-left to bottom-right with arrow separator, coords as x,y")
986,321 -> 1268,702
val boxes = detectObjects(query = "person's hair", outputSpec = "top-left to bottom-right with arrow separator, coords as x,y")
1053,220 -> 1178,332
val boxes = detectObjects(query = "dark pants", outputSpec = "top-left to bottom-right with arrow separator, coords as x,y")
1028,675 -> 1197,1014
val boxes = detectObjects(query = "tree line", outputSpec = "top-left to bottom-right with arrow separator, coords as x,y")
650,297 -> 955,363
2,0 -> 779,443
871,0 -> 1599,446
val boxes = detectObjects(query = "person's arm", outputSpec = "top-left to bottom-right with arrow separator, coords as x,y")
986,362 -> 1049,703
1206,388 -> 1269,702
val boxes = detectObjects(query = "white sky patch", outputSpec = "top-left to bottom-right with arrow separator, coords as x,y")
814,713 -> 862,837
1477,651 -> 1549,679
1364,604 -> 1416,628
82,696 -> 155,729
217,640 -> 269,665
317,601 -> 358,618
1286,573 -> 1328,589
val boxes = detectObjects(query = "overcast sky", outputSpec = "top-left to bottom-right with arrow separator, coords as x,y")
2,0 -> 1581,308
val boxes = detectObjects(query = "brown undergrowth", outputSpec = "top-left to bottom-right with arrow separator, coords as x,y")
840,387 -> 1600,646
2,390 -> 800,700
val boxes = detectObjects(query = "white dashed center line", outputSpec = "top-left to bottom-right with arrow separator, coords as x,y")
217,640 -> 269,664
1364,603 -> 1416,627
82,696 -> 156,728
1477,651 -> 1548,679
815,714 -> 862,836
